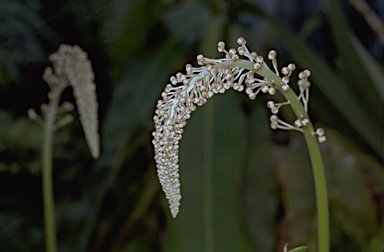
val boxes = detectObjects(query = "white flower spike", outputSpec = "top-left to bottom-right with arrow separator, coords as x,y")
152,37 -> 325,217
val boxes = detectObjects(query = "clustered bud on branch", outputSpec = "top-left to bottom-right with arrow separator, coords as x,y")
29,44 -> 100,159
152,37 -> 325,217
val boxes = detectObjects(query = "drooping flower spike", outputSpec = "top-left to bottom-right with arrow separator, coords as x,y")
29,45 -> 100,159
152,37 -> 325,217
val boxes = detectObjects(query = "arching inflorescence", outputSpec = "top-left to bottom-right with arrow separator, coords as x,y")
152,37 -> 324,217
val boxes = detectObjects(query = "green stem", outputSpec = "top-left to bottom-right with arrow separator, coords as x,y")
235,60 -> 329,251
42,90 -> 61,252
302,122 -> 329,252
259,65 -> 329,252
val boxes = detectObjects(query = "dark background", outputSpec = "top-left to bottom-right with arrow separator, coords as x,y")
0,0 -> 383,251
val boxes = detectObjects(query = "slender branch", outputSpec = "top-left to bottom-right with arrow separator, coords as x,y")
36,44 -> 99,252
258,65 -> 329,252
42,88 -> 62,252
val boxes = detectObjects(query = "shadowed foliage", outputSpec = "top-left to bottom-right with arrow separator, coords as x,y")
0,0 -> 383,251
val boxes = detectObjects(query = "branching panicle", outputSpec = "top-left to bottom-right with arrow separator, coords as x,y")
28,44 -> 100,252
152,37 -> 325,218
34,44 -> 100,159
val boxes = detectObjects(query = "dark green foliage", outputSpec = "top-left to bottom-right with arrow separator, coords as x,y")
0,0 -> 383,251
0,0 -> 56,81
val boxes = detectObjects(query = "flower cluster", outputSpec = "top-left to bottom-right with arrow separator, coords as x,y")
29,45 -> 100,159
48,45 -> 99,158
152,37 -> 325,217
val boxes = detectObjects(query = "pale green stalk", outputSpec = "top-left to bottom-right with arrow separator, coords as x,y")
244,60 -> 329,252
42,87 -> 63,252
258,64 -> 329,252
35,44 -> 99,252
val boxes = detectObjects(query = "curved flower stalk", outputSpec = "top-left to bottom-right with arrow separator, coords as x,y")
153,37 -> 329,251
47,44 -> 100,159
28,44 -> 99,252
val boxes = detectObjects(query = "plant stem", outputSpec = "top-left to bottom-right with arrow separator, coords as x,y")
234,59 -> 329,251
258,65 -> 329,252
42,90 -> 61,252
302,122 -> 329,252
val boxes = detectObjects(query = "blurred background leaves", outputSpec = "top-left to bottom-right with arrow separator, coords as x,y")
0,0 -> 383,251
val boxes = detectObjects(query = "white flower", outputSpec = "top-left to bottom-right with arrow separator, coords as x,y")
45,45 -> 99,159
153,37 -> 322,217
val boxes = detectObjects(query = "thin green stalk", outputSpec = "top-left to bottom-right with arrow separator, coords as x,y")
42,90 -> 61,252
36,44 -> 98,252
258,65 -> 329,252
234,59 -> 329,251
302,123 -> 329,252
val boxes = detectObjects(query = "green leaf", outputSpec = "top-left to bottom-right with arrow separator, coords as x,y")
369,221 -> 384,252
348,31 -> 384,101
91,166 -> 160,252
163,92 -> 254,251
279,134 -> 317,250
243,102 -> 278,251
325,0 -> 384,101
0,110 -> 41,174
323,129 -> 380,250
106,0 -> 162,81
161,6 -> 253,250
0,0 -> 56,80
164,1 -> 211,44
298,9 -> 324,41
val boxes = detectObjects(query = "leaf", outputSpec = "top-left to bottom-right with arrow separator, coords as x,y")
349,30 -> 384,101
0,110 -> 42,174
325,0 -> 384,101
322,129 -> 380,250
90,165 -> 160,252
164,1 -> 211,44
279,134 -> 317,250
163,92 -> 254,251
0,0 -> 56,80
105,0 -> 162,81
369,221 -> 384,252
243,102 -> 279,251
